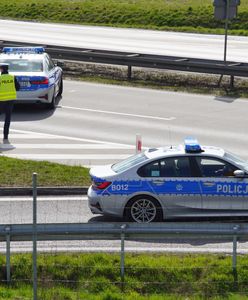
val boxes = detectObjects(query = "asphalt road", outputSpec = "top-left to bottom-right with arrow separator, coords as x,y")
1,195 -> 247,254
1,19 -> 248,62
1,80 -> 248,166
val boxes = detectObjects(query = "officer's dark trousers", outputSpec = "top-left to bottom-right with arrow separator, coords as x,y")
0,100 -> 15,139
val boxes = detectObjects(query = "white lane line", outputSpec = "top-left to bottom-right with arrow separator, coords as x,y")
0,144 -> 135,150
10,129 -> 135,147
0,196 -> 87,202
61,105 -> 176,121
4,154 -> 130,160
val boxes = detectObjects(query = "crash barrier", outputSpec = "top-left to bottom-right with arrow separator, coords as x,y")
1,173 -> 248,299
1,40 -> 248,87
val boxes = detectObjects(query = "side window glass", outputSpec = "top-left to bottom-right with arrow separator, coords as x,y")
138,157 -> 191,178
160,157 -> 191,177
195,157 -> 237,177
138,161 -> 160,177
46,56 -> 54,71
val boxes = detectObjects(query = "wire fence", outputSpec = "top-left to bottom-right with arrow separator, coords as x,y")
0,173 -> 248,299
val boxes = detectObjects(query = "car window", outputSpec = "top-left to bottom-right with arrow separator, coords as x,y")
138,157 -> 191,177
46,55 -> 55,71
195,157 -> 237,177
0,59 -> 43,72
112,153 -> 148,173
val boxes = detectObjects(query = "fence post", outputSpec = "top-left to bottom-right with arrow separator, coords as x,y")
32,173 -> 38,300
5,226 -> 11,284
232,225 -> 239,290
120,224 -> 127,290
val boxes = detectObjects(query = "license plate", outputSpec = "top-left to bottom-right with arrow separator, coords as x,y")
20,81 -> 31,87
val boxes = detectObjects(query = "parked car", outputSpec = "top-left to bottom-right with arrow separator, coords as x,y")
88,137 -> 248,222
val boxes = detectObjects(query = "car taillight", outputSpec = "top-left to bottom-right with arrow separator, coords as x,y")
30,78 -> 49,85
92,180 -> 112,190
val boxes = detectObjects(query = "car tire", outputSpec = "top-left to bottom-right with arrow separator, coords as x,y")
58,78 -> 63,96
125,195 -> 162,223
46,92 -> 56,110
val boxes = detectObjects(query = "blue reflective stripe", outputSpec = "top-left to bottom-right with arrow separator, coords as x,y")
96,179 -> 248,197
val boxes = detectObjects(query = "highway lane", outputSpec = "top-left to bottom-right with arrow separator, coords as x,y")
3,79 -> 248,166
1,195 -> 248,254
0,19 -> 248,62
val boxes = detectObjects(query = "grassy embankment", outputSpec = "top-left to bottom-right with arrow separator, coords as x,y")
1,0 -> 248,96
0,156 -> 90,187
0,0 -> 248,35
0,252 -> 248,299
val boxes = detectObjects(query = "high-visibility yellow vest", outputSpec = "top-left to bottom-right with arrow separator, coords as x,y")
0,74 -> 17,101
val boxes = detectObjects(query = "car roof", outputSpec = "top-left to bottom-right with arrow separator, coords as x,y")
145,145 -> 225,160
0,53 -> 45,60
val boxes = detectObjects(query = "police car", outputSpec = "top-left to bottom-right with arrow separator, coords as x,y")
88,138 -> 248,222
0,47 -> 63,109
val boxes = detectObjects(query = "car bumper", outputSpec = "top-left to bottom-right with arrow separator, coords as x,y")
87,186 -> 125,217
16,88 -> 53,104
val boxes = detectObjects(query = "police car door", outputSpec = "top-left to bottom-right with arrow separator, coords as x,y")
194,156 -> 247,215
145,156 -> 202,216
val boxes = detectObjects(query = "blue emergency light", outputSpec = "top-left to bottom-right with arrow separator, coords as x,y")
184,137 -> 202,153
2,47 -> 45,54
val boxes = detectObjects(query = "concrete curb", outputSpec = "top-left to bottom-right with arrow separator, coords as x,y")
0,187 -> 89,196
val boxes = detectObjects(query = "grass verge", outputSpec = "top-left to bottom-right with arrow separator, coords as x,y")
64,61 -> 248,99
0,0 -> 248,35
0,156 -> 90,187
0,252 -> 248,299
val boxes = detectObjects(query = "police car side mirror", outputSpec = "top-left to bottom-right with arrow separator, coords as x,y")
56,60 -> 64,68
234,170 -> 246,178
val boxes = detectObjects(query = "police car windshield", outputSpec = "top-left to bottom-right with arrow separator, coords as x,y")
112,153 -> 148,173
224,151 -> 248,170
0,59 -> 43,72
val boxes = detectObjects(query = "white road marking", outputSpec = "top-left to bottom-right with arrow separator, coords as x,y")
0,144 -> 135,150
61,105 -> 176,121
10,128 -> 135,147
0,196 -> 87,202
5,154 -> 130,160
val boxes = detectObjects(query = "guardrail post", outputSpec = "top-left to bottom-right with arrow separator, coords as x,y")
32,173 -> 38,300
230,75 -> 234,89
5,226 -> 11,284
127,65 -> 132,80
120,224 -> 127,290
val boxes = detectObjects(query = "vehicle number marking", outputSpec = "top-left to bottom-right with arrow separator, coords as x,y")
20,81 -> 31,87
111,184 -> 128,191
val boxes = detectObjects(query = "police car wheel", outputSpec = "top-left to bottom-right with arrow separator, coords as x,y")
47,93 -> 56,109
125,195 -> 162,223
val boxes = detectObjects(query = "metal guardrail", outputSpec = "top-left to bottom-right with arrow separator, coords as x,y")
0,221 -> 247,286
1,40 -> 248,85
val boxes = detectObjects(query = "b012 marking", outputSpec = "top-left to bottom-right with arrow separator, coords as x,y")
111,184 -> 128,191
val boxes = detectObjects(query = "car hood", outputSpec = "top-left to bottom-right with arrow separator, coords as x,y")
89,164 -> 116,179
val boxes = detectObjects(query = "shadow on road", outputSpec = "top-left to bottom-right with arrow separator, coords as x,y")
0,95 -> 63,122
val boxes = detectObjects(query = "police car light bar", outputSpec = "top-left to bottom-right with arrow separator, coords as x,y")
2,47 -> 45,54
184,137 -> 202,153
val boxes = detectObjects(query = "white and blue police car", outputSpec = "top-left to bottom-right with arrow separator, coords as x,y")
0,46 -> 63,109
88,138 -> 248,223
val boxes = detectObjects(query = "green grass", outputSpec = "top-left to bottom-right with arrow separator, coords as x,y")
0,156 -> 90,187
1,252 -> 248,299
0,0 -> 248,35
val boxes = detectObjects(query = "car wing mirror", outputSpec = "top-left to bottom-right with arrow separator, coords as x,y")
234,170 -> 246,178
56,60 -> 64,67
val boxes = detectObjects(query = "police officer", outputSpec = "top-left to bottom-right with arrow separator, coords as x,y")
0,63 -> 20,142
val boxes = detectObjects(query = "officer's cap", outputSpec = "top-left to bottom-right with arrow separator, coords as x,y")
0,63 -> 9,68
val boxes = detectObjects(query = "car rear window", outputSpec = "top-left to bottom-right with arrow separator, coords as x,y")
0,59 -> 43,72
112,153 -> 148,173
